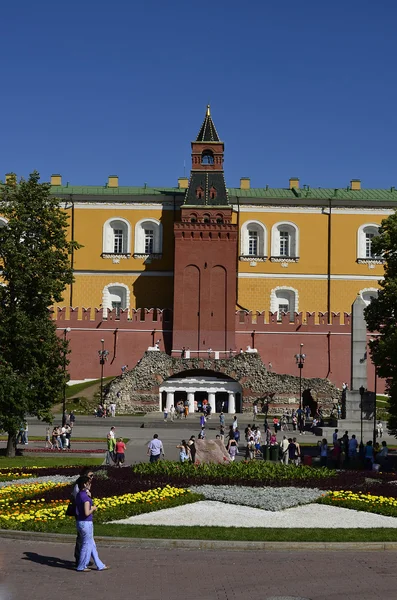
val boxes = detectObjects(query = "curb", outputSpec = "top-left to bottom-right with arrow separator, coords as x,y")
1,529 -> 397,551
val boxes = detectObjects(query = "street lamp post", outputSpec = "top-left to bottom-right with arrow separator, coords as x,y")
369,337 -> 378,447
62,327 -> 71,426
359,385 -> 365,450
98,339 -> 109,406
373,366 -> 378,447
295,344 -> 306,433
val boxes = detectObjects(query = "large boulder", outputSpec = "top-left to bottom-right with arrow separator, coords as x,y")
195,439 -> 230,464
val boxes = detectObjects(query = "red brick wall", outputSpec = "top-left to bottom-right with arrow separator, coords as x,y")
55,307 -> 385,394
172,208 -> 238,354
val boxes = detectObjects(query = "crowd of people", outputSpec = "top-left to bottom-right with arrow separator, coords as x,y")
94,402 -> 117,418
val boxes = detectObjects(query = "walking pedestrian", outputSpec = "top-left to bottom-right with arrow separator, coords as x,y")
176,439 -> 191,462
115,437 -> 126,467
75,476 -> 108,572
187,435 -> 196,463
147,434 -> 165,462
106,427 -> 116,465
69,411 -> 76,429
72,468 -> 94,567
227,438 -> 238,461
45,426 -> 53,449
348,434 -> 358,459
281,436 -> 289,465
320,439 -> 328,467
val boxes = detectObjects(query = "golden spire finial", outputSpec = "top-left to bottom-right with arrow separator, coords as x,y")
206,104 -> 211,116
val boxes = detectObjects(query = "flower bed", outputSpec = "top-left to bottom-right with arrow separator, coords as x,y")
189,485 -> 322,511
318,490 -> 397,517
0,479 -> 201,531
131,460 -> 337,487
1,462 -> 397,533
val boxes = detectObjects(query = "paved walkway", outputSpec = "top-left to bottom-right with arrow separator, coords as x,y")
0,538 -> 396,600
8,415 -> 397,465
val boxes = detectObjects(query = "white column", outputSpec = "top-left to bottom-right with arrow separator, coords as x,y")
228,392 -> 236,414
208,392 -> 216,413
158,392 -> 162,411
187,392 -> 195,414
166,391 -> 174,410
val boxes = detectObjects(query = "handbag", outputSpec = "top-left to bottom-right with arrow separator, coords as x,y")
65,497 -> 76,517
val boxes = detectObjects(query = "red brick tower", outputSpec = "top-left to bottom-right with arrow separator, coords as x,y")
172,106 -> 238,356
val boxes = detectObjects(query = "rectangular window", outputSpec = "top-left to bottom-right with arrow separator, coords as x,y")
111,301 -> 121,318
114,229 -> 123,253
248,230 -> 258,255
365,232 -> 374,258
277,303 -> 289,322
279,231 -> 289,256
145,229 -> 154,254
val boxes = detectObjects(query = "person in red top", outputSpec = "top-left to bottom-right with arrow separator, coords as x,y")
115,437 -> 126,467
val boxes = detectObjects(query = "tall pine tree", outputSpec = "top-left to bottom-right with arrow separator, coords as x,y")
0,172 -> 80,456
365,211 -> 397,437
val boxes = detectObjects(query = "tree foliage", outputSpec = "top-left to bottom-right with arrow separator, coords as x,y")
365,211 -> 397,436
0,172 -> 80,455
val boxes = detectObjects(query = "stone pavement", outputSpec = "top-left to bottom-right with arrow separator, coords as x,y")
18,414 -> 397,466
0,537 -> 397,600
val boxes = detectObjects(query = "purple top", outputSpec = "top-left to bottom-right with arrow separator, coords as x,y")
75,490 -> 93,522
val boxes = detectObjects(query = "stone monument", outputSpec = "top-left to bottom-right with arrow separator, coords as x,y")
343,294 -> 375,434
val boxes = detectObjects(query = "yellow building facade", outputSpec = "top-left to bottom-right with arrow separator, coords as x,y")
48,172 -> 391,320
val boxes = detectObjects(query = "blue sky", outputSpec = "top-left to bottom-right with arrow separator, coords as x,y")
1,0 -> 396,189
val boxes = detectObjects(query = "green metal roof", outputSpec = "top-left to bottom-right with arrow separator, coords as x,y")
227,187 -> 397,202
46,184 -> 397,204
50,185 -> 184,196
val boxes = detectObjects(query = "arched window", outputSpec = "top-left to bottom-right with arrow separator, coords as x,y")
270,287 -> 298,322
102,283 -> 130,318
357,224 -> 380,259
196,186 -> 204,200
103,218 -> 131,255
134,218 -> 162,256
209,186 -> 217,200
240,221 -> 267,258
201,150 -> 214,165
271,222 -> 299,258
360,288 -> 379,305
202,213 -> 210,224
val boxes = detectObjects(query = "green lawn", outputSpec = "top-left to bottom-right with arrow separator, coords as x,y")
92,525 -> 397,542
66,377 -> 114,399
6,521 -> 397,542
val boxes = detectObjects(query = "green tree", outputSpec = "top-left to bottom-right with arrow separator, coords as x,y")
365,211 -> 397,436
0,172 -> 80,456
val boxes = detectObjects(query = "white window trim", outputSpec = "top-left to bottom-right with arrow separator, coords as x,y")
134,218 -> 162,255
271,221 -> 299,258
102,217 -> 131,255
240,220 -> 267,257
357,223 -> 380,260
359,287 -> 379,304
270,286 -> 299,315
102,283 -> 130,318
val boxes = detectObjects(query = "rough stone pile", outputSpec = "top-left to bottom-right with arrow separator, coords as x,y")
105,351 -> 340,414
